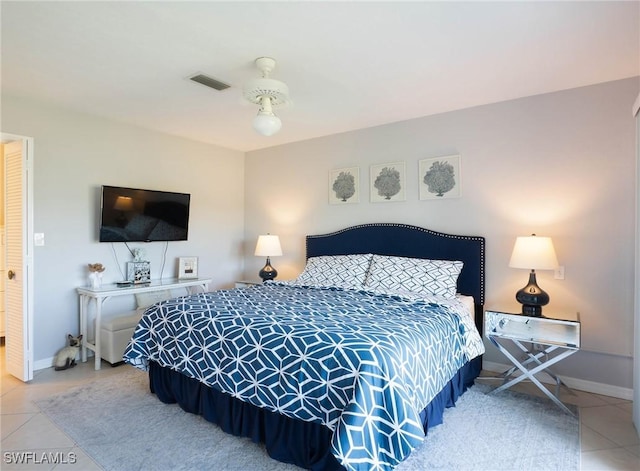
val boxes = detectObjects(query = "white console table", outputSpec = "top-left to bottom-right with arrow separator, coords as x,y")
77,277 -> 212,370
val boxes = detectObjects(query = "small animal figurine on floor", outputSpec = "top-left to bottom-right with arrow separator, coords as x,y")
54,334 -> 83,371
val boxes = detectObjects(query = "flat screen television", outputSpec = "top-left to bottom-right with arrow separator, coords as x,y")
99,185 -> 190,242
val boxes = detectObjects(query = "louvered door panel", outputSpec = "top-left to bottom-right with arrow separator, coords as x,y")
4,140 -> 30,381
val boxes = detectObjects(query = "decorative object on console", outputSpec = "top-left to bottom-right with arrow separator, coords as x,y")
254,234 -> 282,282
178,257 -> 198,279
132,248 -> 147,262
87,263 -> 105,289
370,161 -> 406,202
419,154 -> 461,200
127,261 -> 151,284
509,234 -> 558,317
243,57 -> 291,137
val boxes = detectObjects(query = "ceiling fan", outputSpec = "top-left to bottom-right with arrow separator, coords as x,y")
243,57 -> 291,136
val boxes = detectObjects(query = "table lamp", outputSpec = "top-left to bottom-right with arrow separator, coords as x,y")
509,234 -> 558,317
254,234 -> 282,282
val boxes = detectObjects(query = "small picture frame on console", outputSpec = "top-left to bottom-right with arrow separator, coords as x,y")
127,261 -> 151,284
178,257 -> 198,279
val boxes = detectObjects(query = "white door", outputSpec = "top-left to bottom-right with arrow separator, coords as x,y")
2,136 -> 34,381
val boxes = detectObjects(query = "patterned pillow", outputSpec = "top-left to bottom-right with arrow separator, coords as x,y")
365,255 -> 463,298
295,254 -> 373,289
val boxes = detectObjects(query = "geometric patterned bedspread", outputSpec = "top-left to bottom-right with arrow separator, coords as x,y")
124,284 -> 482,471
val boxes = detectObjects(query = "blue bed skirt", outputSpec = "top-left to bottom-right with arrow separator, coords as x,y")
148,356 -> 481,470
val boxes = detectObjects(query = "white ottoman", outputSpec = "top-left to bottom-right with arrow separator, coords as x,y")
97,288 -> 187,366
99,309 -> 144,365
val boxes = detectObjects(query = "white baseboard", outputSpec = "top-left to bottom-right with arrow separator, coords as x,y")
483,360 -> 633,401
34,352 -> 94,372
34,356 -> 55,371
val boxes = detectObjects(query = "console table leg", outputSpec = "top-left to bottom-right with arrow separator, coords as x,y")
79,295 -> 88,363
94,299 -> 102,370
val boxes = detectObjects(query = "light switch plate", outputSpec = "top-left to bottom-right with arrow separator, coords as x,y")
34,233 -> 45,246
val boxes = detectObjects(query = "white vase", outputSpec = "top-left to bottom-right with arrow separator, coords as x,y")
89,272 -> 102,289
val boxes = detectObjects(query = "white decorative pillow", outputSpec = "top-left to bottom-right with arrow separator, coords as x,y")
295,254 -> 373,289
135,290 -> 173,309
365,255 -> 463,298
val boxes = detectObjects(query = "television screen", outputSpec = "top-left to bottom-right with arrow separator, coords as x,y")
99,185 -> 190,242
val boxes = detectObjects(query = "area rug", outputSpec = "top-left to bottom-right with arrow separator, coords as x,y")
36,368 -> 579,471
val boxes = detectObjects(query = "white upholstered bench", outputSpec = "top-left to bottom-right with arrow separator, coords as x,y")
100,310 -> 144,365
98,288 -> 187,365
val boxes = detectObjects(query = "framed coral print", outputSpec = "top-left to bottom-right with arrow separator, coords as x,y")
370,161 -> 406,203
127,261 -> 151,284
419,154 -> 461,200
178,256 -> 198,279
329,167 -> 359,204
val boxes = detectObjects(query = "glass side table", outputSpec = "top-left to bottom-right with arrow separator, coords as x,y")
484,310 -> 581,415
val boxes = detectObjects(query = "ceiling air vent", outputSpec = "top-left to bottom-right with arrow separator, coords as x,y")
189,73 -> 231,91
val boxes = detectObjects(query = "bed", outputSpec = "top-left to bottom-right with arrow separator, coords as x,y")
124,223 -> 485,471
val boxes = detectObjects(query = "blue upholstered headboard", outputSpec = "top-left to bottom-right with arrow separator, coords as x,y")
306,223 -> 485,332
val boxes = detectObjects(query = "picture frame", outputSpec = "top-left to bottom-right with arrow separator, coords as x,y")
127,261 -> 151,284
370,161 -> 406,203
178,256 -> 198,279
419,154 -> 461,200
329,167 -> 360,204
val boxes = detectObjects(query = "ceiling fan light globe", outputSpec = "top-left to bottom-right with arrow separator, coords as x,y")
253,113 -> 282,136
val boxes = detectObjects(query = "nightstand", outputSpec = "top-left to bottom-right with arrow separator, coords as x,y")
235,280 -> 262,288
484,310 -> 580,415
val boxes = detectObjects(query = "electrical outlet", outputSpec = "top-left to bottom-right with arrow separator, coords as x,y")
554,265 -> 565,280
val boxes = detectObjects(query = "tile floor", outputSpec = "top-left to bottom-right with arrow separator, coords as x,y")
475,373 -> 640,470
1,347 -> 639,470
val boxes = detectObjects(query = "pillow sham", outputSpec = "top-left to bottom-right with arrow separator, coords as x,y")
365,254 -> 463,298
135,288 -> 189,309
294,254 -> 373,289
135,289 -> 174,309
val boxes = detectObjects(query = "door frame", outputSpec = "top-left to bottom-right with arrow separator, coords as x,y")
1,132 -> 34,381
633,95 -> 639,435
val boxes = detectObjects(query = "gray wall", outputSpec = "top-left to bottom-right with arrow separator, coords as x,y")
2,95 -> 246,366
244,77 -> 639,393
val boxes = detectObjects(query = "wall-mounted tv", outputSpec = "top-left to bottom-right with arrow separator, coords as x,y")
99,185 -> 190,242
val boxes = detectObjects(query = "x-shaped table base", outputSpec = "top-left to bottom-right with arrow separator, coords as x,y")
487,336 -> 578,416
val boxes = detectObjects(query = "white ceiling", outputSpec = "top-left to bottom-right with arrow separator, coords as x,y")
2,1 -> 639,152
